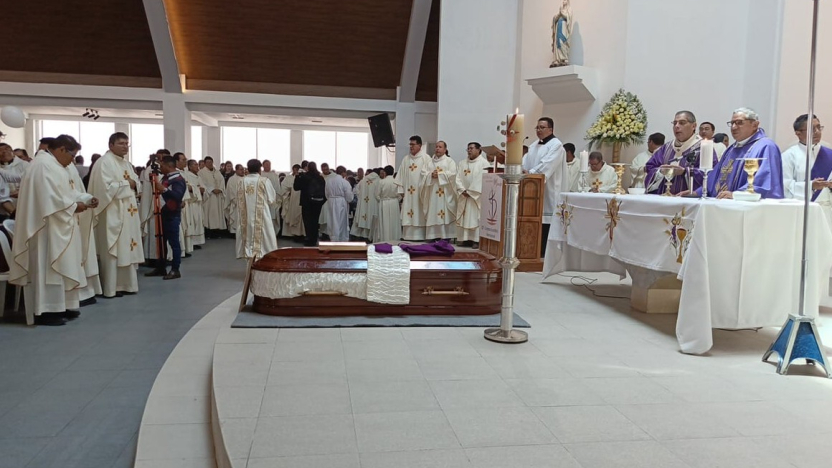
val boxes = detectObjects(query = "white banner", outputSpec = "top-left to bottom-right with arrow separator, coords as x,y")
479,174 -> 503,241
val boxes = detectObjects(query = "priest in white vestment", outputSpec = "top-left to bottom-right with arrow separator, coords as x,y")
173,153 -> 196,255
139,153 -> 166,265
261,160 -> 283,235
225,165 -> 245,234
184,160 -> 206,249
420,141 -> 457,240
564,143 -> 581,192
325,166 -> 354,242
0,143 -> 30,213
89,132 -> 144,298
318,163 -> 338,237
350,168 -> 380,240
782,115 -> 832,207
198,157 -> 227,237
280,164 -> 305,238
455,143 -> 491,246
588,152 -> 618,193
629,133 -> 665,188
11,135 -> 92,326
236,160 -> 278,259
67,162 -> 102,305
375,165 -> 401,243
395,135 -> 432,240
522,117 -> 568,256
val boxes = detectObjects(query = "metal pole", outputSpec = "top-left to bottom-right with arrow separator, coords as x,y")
484,163 -> 528,344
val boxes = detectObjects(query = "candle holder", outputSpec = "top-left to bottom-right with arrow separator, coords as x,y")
702,169 -> 710,199
610,163 -> 629,195
578,170 -> 589,193
484,163 -> 528,344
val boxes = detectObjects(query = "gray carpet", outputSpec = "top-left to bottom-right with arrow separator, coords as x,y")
232,311 -> 530,328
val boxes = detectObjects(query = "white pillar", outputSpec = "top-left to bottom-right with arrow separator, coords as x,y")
290,129 -> 304,166
206,126 -> 221,161
162,93 -> 191,154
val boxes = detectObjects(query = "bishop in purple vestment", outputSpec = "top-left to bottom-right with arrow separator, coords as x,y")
645,111 -> 718,195
702,108 -> 784,199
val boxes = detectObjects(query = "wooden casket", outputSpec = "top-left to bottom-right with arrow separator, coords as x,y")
250,248 -> 502,316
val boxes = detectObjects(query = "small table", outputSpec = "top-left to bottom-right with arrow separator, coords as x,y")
543,193 -> 832,354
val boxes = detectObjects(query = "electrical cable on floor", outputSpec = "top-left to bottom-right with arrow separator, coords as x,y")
556,273 -> 630,300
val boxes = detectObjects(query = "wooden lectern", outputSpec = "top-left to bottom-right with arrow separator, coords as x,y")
478,172 -> 545,272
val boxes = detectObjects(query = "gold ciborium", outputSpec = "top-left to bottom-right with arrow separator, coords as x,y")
610,163 -> 629,195
742,158 -> 762,194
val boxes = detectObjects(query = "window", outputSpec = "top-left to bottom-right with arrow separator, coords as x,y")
303,130 -> 369,170
221,126 -> 291,171
129,123 -> 164,165
39,120 -> 115,160
191,126 -> 203,161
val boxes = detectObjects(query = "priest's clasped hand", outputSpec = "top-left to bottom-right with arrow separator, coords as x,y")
128,178 -> 137,191
812,178 -> 831,191
716,191 -> 733,200
659,164 -> 685,176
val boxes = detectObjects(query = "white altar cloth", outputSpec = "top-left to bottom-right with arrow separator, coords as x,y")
543,193 -> 832,354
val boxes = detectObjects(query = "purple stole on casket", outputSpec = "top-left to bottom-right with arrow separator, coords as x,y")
810,146 -> 832,201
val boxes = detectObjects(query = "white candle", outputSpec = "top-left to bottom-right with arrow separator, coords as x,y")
700,140 -> 714,171
506,110 -> 524,166
580,150 -> 589,172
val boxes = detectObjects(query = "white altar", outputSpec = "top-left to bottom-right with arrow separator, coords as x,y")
543,193 -> 832,355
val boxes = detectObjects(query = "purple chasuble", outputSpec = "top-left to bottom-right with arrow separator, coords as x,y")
703,129 -> 784,198
645,139 -> 718,195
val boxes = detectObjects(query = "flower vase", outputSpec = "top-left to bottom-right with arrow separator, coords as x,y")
612,141 -> 622,164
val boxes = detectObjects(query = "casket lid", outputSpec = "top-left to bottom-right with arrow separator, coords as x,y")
253,247 -> 499,274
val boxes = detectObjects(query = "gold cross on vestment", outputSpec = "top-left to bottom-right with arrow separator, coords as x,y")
464,169 -> 471,176
409,163 -> 418,172
366,180 -> 373,185
591,179 -> 603,191
127,204 -> 138,216
407,186 -> 416,195
245,184 -> 255,195
362,214 -> 367,221
123,171 -> 131,181
69,180 -> 75,189
130,238 -> 138,251
436,187 -> 445,197
407,209 -> 414,218
364,196 -> 369,203
437,210 -> 445,218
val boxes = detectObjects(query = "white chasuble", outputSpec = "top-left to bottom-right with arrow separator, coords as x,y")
262,171 -> 282,229
225,174 -> 243,234
523,137 -> 568,224
455,156 -> 491,241
350,172 -> 380,240
89,151 -> 143,297
589,163 -> 618,193
318,172 -> 339,235
325,175 -> 354,242
67,163 -> 101,301
183,170 -> 206,247
395,150 -> 431,240
280,174 -> 305,237
237,175 -> 278,259
420,155 -> 458,239
139,167 -> 162,260
374,176 -> 401,243
198,167 -> 227,230
11,152 -> 86,314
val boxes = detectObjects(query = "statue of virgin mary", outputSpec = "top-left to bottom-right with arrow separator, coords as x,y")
550,0 -> 573,67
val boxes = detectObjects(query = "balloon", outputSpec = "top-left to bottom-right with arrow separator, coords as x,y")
0,106 -> 26,128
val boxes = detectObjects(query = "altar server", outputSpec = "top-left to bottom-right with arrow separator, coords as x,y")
350,167 -> 380,240
11,135 -> 92,326
395,136 -> 432,241
421,141 -> 457,240
89,132 -> 143,298
782,114 -> 832,201
325,166 -> 354,242
645,112 -> 717,195
564,143 -> 581,192
184,159 -> 206,249
375,166 -> 402,242
588,152 -> 618,193
280,164 -> 305,238
456,142 -> 491,247
523,117 -> 568,256
236,159 -> 278,259
703,107 -> 784,199
630,133 -> 664,189
198,156 -> 227,237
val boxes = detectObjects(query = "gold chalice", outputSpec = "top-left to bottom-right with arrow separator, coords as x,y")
610,163 -> 629,195
659,166 -> 676,196
742,158 -> 762,194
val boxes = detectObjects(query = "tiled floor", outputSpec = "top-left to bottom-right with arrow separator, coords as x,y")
212,270 -> 832,468
0,237 -> 252,468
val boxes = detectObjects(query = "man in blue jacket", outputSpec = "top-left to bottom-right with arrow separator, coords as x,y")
147,155 -> 187,280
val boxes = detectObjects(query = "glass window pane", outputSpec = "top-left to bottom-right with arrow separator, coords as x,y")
41,120 -> 80,141
303,130 -> 336,167
257,128 -> 291,172
191,126 -> 203,161
222,126 -> 256,168
336,132 -> 369,171
130,123 -> 164,165
78,121 -> 115,161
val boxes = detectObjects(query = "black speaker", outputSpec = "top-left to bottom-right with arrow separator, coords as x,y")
368,113 -> 395,148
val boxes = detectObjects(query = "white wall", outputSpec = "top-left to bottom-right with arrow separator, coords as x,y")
0,122 -> 26,150
438,0 -> 520,161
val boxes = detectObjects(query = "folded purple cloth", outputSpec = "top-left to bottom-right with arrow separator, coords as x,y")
373,243 -> 394,254
398,240 -> 456,257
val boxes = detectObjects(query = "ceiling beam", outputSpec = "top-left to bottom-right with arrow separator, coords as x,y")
142,0 -> 182,93
191,111 -> 218,127
399,0 -> 432,103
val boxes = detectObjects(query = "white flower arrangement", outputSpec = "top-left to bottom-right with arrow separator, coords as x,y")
585,89 -> 647,149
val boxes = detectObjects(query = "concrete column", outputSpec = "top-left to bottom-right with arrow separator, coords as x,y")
162,93 -> 191,154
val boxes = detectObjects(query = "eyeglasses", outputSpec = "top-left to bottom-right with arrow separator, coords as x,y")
535,126 -> 551,130
798,126 -> 825,133
727,119 -> 753,128
671,120 -> 691,126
